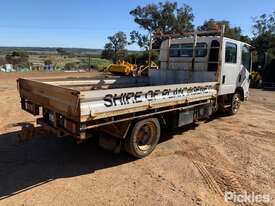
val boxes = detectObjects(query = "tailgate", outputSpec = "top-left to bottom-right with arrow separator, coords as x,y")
18,78 -> 80,121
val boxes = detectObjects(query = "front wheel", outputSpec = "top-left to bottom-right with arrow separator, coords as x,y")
124,118 -> 160,158
228,93 -> 241,115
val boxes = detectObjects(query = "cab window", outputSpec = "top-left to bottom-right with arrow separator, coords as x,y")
225,42 -> 237,63
242,45 -> 251,70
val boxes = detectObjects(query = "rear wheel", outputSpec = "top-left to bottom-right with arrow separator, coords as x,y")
125,118 -> 160,158
229,93 -> 241,115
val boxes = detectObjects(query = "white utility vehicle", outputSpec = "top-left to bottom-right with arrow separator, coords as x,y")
17,27 -> 252,158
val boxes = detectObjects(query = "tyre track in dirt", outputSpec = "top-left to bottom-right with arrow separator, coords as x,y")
192,161 -> 224,197
173,139 -> 255,205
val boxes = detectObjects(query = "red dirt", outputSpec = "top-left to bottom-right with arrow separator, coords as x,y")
0,72 -> 274,206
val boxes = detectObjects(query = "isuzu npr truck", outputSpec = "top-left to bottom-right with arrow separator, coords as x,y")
17,27 -> 252,158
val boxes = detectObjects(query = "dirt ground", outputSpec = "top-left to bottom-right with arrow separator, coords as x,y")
0,72 -> 274,206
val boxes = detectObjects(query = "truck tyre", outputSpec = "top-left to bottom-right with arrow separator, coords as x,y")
228,93 -> 241,115
125,118 -> 160,158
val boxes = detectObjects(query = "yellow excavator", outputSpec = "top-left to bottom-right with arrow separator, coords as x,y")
105,60 -> 159,76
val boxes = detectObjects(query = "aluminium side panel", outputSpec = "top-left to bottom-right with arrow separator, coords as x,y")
80,82 -> 218,122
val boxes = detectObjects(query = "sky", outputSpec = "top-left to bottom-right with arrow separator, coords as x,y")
0,0 -> 274,49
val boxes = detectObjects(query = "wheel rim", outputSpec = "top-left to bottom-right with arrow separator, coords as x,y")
136,122 -> 157,151
232,95 -> 241,113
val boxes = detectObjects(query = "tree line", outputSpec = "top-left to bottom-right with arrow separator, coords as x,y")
101,2 -> 275,67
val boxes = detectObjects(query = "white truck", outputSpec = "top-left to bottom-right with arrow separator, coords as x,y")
17,28 -> 252,158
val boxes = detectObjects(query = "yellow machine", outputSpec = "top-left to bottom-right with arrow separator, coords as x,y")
105,61 -> 137,76
137,61 -> 158,76
251,71 -> 262,82
105,60 -> 158,76
250,70 -> 262,88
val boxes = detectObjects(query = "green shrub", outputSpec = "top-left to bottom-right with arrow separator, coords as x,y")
82,57 -> 112,71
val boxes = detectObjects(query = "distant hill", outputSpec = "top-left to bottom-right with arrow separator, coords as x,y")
0,47 -> 139,57
0,47 -> 103,55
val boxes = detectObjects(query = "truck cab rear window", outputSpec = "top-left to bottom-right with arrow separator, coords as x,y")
169,43 -> 207,58
242,45 -> 251,71
225,42 -> 237,63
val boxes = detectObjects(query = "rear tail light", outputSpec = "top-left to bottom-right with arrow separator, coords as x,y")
64,119 -> 77,134
43,109 -> 77,134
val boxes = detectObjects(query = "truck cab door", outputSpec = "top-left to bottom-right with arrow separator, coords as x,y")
219,41 -> 239,95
